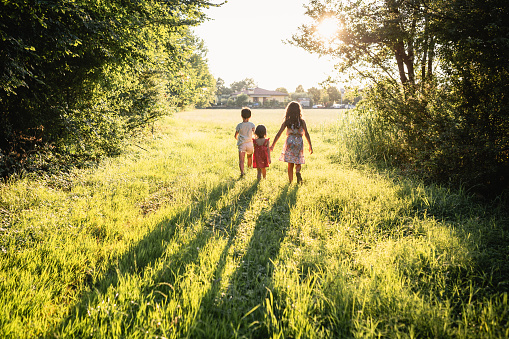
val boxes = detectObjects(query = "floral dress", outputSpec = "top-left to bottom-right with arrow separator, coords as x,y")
253,138 -> 270,168
279,127 -> 305,164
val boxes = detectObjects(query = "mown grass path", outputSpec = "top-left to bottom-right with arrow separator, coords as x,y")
1,109 -> 508,338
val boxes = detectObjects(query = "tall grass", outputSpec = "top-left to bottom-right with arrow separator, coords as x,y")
0,109 -> 507,338
319,106 -> 400,166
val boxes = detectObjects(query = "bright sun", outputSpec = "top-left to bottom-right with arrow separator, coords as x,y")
317,17 -> 339,41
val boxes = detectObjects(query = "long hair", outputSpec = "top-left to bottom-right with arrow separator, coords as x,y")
284,101 -> 302,129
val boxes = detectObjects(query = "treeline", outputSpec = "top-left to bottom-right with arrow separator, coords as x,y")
283,84 -> 362,108
215,77 -> 362,108
0,0 -> 216,176
295,0 -> 509,197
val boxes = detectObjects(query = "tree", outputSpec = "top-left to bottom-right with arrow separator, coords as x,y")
320,88 -> 329,106
307,87 -> 321,104
291,92 -> 309,102
293,0 -> 436,97
235,93 -> 249,107
327,86 -> 341,104
230,78 -> 257,92
295,85 -> 305,93
294,0 -> 509,195
171,34 -> 216,109
216,78 -> 232,96
428,0 -> 509,194
0,0 -> 218,175
276,87 -> 289,94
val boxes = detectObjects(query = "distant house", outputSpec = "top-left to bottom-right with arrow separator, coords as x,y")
297,97 -> 311,107
230,87 -> 289,105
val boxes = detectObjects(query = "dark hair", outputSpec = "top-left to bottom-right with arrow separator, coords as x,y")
241,107 -> 251,119
284,101 -> 302,129
254,125 -> 267,139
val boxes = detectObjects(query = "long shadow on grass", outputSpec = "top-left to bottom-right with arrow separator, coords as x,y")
190,184 -> 299,337
148,179 -> 260,300
55,178 -> 259,335
323,171 -> 509,336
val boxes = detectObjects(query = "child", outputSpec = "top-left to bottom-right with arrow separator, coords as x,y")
252,125 -> 271,180
270,101 -> 313,184
234,107 -> 255,177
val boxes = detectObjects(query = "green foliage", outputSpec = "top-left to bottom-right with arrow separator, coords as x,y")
262,99 -> 284,108
327,86 -> 341,104
295,0 -> 509,196
322,104 -> 401,165
432,0 -> 509,195
356,0 -> 509,196
290,91 -> 308,101
230,78 -> 257,92
293,0 -> 434,92
343,87 -> 363,105
235,93 -> 249,107
307,86 -> 322,104
215,77 -> 233,97
0,0 -> 216,176
166,35 -> 217,110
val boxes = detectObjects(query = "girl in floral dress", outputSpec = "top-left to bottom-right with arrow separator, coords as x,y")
253,125 -> 271,180
270,101 -> 313,184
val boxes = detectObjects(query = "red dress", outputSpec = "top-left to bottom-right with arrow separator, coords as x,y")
253,138 -> 270,168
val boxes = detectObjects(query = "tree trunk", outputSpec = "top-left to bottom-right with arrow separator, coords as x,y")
404,46 -> 415,87
395,42 -> 408,85
427,36 -> 435,79
406,16 -> 417,86
421,15 -> 429,80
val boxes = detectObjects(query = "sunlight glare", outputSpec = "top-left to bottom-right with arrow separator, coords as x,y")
317,17 -> 340,41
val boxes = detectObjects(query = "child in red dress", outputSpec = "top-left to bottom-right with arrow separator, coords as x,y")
252,125 -> 271,180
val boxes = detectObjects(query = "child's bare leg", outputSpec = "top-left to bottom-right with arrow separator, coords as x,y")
296,164 -> 302,183
239,151 -> 246,175
261,168 -> 266,179
287,163 -> 294,183
247,153 -> 253,168
257,168 -> 262,180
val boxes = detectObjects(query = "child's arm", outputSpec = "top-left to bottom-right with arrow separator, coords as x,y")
234,130 -> 239,140
267,139 -> 271,164
302,120 -> 313,154
270,122 -> 285,151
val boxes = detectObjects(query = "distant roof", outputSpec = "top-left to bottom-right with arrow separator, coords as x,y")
231,87 -> 289,97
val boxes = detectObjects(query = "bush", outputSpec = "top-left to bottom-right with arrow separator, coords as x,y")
362,79 -> 509,198
0,0 -> 214,178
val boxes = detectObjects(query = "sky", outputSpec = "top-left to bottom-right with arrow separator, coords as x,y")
193,0 -> 337,92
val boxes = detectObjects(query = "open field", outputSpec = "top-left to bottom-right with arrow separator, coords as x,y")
177,108 -> 346,126
0,109 -> 508,338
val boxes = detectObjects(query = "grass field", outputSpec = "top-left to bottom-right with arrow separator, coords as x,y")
0,109 -> 508,338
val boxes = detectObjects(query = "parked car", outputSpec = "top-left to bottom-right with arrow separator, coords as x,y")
312,104 -> 324,108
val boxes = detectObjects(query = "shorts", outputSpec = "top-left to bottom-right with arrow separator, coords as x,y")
238,142 -> 254,154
